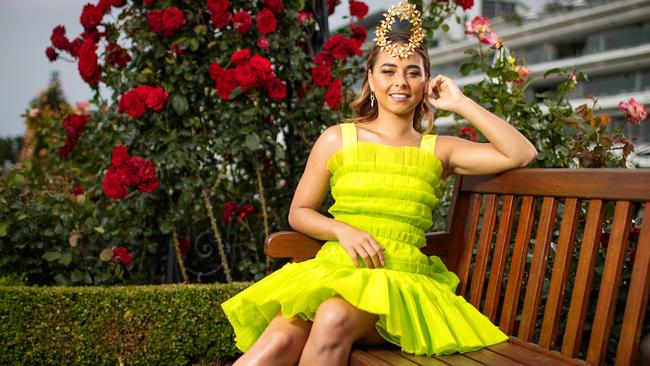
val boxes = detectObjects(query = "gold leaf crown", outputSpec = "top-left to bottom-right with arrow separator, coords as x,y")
373,1 -> 424,60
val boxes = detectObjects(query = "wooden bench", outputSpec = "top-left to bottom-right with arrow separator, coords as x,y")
264,168 -> 650,366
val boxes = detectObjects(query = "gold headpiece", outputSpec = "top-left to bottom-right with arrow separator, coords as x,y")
374,1 -> 424,60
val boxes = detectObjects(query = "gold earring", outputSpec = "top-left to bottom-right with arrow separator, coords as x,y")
370,92 -> 375,107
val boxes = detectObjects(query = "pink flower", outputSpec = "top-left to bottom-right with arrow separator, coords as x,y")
257,37 -> 270,50
618,98 -> 648,125
465,15 -> 491,36
512,65 -> 531,85
298,11 -> 312,24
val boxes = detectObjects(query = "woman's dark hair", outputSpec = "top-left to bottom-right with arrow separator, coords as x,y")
349,30 -> 434,134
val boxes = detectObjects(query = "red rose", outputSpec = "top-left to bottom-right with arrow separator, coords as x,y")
349,24 -> 367,45
103,168 -> 129,199
455,0 -> 474,11
209,62 -> 224,81
215,72 -> 238,100
111,144 -> 130,168
145,87 -> 169,111
311,64 -> 332,87
178,235 -> 191,256
256,8 -> 277,35
237,204 -> 254,221
349,0 -> 368,21
162,7 -> 186,35
61,114 -> 90,150
112,246 -> 132,266
71,185 -> 85,196
234,64 -> 258,88
68,37 -> 84,57
46,47 -> 58,61
459,126 -> 477,142
222,201 -> 238,223
230,49 -> 251,66
233,11 -> 252,33
118,89 -> 146,117
327,0 -> 341,15
147,10 -> 165,33
266,77 -> 287,100
263,0 -> 284,14
249,54 -> 274,82
77,38 -> 101,86
210,12 -> 231,29
324,79 -> 342,110
144,0 -> 155,4
50,25 -> 70,51
323,35 -> 361,60
134,85 -> 154,100
80,4 -> 104,31
122,157 -> 146,186
207,0 -> 230,13
314,51 -> 333,67
257,37 -> 269,50
136,160 -> 159,193
105,43 -> 130,68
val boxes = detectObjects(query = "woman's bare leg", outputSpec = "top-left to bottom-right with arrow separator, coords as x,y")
298,296 -> 386,366
233,310 -> 312,366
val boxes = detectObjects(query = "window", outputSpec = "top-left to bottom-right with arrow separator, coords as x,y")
482,0 -> 516,19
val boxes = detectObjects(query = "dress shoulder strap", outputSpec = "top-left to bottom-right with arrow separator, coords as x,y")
340,122 -> 357,147
421,134 -> 438,156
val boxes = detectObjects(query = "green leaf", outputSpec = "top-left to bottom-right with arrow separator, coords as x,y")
59,252 -> 72,266
13,173 -> 25,187
442,24 -> 449,32
459,62 -> 479,76
172,94 -> 188,115
543,67 -> 565,78
0,222 -> 7,237
245,133 -> 261,151
42,251 -> 61,262
94,226 -> 105,234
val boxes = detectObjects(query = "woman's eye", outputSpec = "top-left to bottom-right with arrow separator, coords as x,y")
408,72 -> 421,77
382,70 -> 394,74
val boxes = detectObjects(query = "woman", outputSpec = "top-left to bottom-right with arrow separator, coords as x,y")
221,29 -> 537,366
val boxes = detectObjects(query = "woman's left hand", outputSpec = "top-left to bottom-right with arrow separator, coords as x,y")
425,75 -> 465,112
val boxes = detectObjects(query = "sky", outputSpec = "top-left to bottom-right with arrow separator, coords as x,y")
0,0 -> 546,137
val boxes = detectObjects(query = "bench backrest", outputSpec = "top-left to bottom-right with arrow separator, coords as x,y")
422,168 -> 650,366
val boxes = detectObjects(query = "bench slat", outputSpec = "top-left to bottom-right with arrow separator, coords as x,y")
457,193 -> 481,297
519,197 -> 559,342
483,195 -> 516,322
561,199 -> 605,357
587,201 -> 633,365
500,196 -> 536,334
435,353 -> 487,365
390,350 -> 451,365
469,194 -> 498,308
464,347 -> 527,365
539,198 -> 580,349
616,203 -> 650,366
489,339 -> 587,366
350,349 -> 394,366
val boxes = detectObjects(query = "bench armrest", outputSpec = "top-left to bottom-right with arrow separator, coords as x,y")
264,231 -> 325,262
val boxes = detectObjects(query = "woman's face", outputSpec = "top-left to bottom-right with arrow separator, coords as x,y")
368,47 -> 427,118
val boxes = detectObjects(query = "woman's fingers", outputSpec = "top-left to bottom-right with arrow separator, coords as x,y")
358,240 -> 385,269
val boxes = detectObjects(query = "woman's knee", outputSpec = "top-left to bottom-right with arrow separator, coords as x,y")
312,297 -> 357,339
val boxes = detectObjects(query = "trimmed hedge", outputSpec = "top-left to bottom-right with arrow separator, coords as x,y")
0,283 -> 251,365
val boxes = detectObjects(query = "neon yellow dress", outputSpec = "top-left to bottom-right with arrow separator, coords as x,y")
221,122 -> 509,356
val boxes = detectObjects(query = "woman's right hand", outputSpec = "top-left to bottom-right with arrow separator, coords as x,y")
333,223 -> 385,269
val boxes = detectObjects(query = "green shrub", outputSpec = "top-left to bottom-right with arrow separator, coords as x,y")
0,283 -> 250,365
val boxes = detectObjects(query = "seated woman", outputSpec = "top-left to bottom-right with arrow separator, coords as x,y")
221,3 -> 537,365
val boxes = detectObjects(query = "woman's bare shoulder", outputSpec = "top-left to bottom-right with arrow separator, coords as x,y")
310,124 -> 344,164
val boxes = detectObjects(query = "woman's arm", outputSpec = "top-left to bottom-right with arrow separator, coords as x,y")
288,125 -> 386,268
426,75 -> 538,176
287,125 -> 348,241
